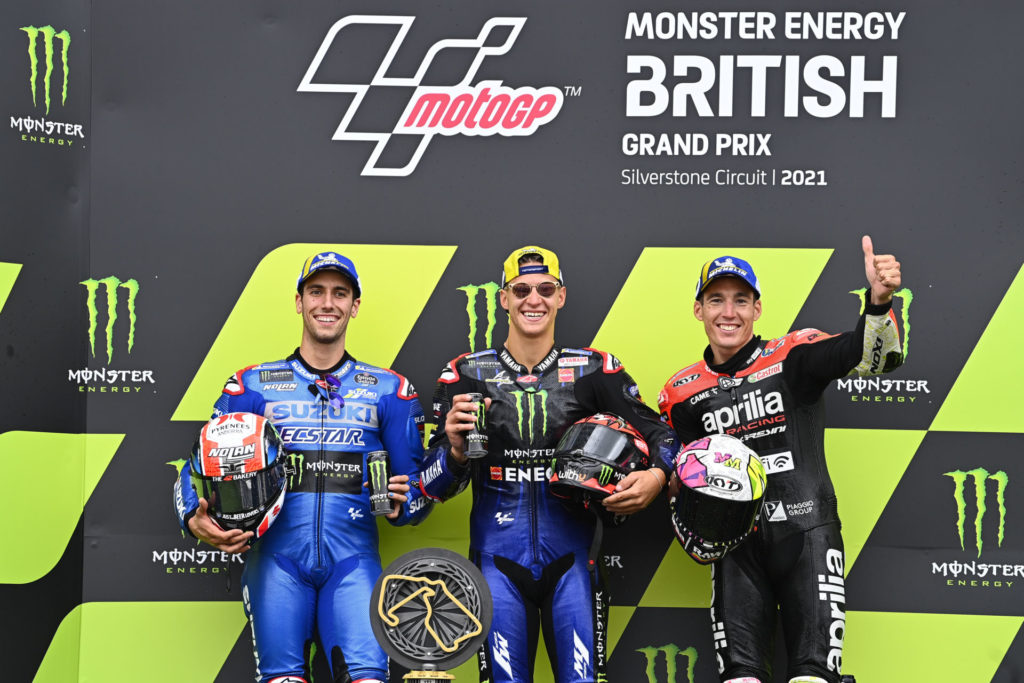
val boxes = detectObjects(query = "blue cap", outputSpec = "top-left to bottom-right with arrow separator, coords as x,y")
297,252 -> 361,297
695,256 -> 760,299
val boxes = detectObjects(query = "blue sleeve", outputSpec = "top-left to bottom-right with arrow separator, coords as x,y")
419,365 -> 472,502
211,367 -> 266,419
174,459 -> 199,536
379,378 -> 432,526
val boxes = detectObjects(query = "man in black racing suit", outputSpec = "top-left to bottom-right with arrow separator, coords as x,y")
653,237 -> 904,683
418,245 -> 679,683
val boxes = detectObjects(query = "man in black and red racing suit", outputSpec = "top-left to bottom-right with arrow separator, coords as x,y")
418,245 -> 679,683
655,237 -> 904,683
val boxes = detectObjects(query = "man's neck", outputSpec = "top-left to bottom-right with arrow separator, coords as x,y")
707,334 -> 760,370
299,336 -> 347,372
504,333 -> 555,371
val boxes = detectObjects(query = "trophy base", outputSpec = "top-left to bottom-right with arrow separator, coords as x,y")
404,671 -> 456,682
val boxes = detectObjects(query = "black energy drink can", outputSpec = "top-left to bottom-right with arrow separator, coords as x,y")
464,392 -> 488,459
367,450 -> 393,516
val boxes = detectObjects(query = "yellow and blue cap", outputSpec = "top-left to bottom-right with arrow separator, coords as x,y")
501,245 -> 563,287
297,252 -> 361,297
695,256 -> 760,300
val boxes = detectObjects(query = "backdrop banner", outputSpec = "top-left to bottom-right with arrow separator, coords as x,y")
2,1 -> 1022,682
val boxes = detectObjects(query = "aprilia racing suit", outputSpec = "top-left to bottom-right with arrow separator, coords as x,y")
420,346 -> 678,683
174,351 -> 430,683
657,297 -> 902,683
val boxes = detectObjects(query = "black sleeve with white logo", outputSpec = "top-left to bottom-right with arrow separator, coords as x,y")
783,297 -> 897,405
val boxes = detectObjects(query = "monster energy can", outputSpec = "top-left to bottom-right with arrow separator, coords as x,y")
464,392 -> 488,459
367,450 -> 393,516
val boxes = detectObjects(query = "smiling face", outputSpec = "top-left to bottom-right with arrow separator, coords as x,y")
295,270 -> 360,348
500,272 -> 566,344
694,277 -> 761,364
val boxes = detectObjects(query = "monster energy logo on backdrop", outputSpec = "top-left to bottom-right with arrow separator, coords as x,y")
851,287 -> 913,359
458,282 -> 500,352
20,25 -> 70,114
510,389 -> 548,443
598,465 -> 614,486
945,468 -> 1008,558
636,644 -> 697,683
81,277 -> 139,364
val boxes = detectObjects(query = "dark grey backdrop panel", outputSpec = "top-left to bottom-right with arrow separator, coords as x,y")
1,1 -> 90,680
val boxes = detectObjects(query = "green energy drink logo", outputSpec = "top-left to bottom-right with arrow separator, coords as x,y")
20,25 -> 70,114
81,277 -> 139,363
287,452 -> 305,489
598,464 -> 614,486
851,287 -> 912,359
458,282 -> 500,352
510,389 -> 548,443
945,468 -> 1008,558
368,456 -> 389,494
636,644 -> 697,683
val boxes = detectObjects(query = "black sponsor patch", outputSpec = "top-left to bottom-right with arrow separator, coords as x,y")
466,359 -> 501,369
260,369 -> 294,383
354,372 -> 379,385
673,373 -> 700,387
284,450 -> 364,494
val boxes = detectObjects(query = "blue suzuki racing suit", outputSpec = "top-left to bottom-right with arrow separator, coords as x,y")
174,351 -> 430,683
419,347 -> 678,683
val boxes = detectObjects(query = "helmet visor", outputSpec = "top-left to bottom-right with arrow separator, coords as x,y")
555,423 -> 630,465
192,466 -> 285,521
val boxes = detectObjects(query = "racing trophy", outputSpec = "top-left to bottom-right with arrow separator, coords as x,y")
370,548 -> 492,682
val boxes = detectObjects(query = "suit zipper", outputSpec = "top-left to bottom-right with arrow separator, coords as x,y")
315,387 -> 325,567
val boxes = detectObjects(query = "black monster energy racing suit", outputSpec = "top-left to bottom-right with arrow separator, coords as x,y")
657,296 -> 902,683
419,346 -> 678,683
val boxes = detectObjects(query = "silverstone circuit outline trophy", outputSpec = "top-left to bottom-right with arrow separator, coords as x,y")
370,548 -> 493,682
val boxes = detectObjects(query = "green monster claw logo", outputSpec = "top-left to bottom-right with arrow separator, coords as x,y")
287,452 -> 305,489
368,457 -> 389,495
851,287 -> 912,360
636,644 -> 698,683
458,282 -> 500,352
945,468 -> 1008,558
509,389 -> 548,443
21,25 -> 70,114
598,465 -> 614,487
473,398 -> 487,431
81,277 -> 139,364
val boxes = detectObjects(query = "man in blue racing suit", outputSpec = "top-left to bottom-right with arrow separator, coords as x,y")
174,251 -> 431,683
418,246 -> 679,683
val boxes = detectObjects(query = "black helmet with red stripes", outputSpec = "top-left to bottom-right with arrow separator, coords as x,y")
549,413 -> 651,505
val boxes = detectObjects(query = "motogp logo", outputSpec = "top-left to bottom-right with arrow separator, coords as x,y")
298,16 -> 564,176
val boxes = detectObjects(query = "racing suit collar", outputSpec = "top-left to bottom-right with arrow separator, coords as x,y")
288,348 -> 356,376
499,345 -> 559,376
704,335 -> 763,375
